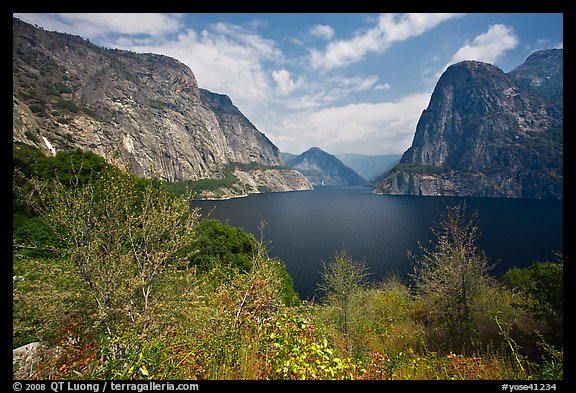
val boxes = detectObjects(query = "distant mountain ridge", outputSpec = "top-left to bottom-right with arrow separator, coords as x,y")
12,17 -> 312,198
281,152 -> 298,165
336,153 -> 401,182
374,50 -> 563,199
285,147 -> 366,186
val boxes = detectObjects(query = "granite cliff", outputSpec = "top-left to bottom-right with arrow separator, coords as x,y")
12,18 -> 312,196
373,53 -> 563,199
508,48 -> 563,105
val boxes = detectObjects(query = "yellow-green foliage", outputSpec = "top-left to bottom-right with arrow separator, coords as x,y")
13,149 -> 562,380
25,166 -> 200,339
267,312 -> 359,379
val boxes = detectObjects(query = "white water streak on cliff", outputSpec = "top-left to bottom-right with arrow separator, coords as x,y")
42,136 -> 56,156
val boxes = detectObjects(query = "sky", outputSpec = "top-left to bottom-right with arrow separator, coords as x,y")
13,13 -> 563,155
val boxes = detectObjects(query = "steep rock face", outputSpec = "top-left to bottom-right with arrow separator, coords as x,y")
12,18 -> 311,194
199,89 -> 283,166
374,60 -> 563,199
235,168 -> 315,193
508,49 -> 563,105
287,147 -> 366,186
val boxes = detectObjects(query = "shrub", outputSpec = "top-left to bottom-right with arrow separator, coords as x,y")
318,250 -> 370,352
411,204 -> 502,353
502,260 -> 563,347
54,98 -> 80,113
26,165 -> 200,339
267,312 -> 358,379
187,219 -> 257,272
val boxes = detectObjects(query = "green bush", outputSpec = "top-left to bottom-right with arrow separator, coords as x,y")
13,216 -> 62,259
12,144 -> 560,380
185,219 -> 300,306
25,164 -> 200,340
13,143 -> 110,186
54,98 -> 80,113
187,219 -> 257,272
318,250 -> 370,350
502,260 -> 563,346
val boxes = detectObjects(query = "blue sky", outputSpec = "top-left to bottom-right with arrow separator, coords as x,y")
14,13 -> 563,155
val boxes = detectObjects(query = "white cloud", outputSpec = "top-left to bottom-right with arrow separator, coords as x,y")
436,24 -> 518,78
450,24 -> 518,64
268,92 -> 431,155
105,23 -> 283,116
525,38 -> 563,55
272,69 -> 298,95
291,37 -> 304,46
375,83 -> 391,90
377,13 -> 461,42
310,13 -> 463,70
209,22 -> 280,60
281,74 -> 380,110
14,13 -> 183,39
310,24 -> 335,40
532,38 -> 550,49
338,75 -> 379,91
14,14 -> 281,114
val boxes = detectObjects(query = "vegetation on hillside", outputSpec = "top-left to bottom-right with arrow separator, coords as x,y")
165,162 -> 288,199
13,144 -> 562,380
387,162 -> 448,176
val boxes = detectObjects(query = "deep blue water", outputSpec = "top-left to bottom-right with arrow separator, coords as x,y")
190,187 -> 563,300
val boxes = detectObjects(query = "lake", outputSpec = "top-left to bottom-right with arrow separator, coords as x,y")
190,187 -> 563,300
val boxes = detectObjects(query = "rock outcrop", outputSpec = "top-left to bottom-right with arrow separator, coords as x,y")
508,48 -> 563,105
13,342 -> 44,380
286,147 -> 366,186
12,18 -> 312,195
373,57 -> 563,199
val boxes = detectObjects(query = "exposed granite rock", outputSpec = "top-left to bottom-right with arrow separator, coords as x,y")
12,17 -> 311,196
376,171 -> 559,199
194,167 -> 314,200
13,342 -> 45,380
286,147 -> 366,186
374,59 -> 563,199
199,89 -> 284,167
508,49 -> 563,105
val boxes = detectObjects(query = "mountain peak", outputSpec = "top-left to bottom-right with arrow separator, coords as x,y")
286,147 -> 366,186
303,146 -> 332,156
524,48 -> 563,64
373,50 -> 562,199
12,17 -> 312,197
439,60 -> 507,89
508,48 -> 563,104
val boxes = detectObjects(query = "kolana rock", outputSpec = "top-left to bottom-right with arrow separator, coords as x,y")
12,17 -> 312,197
374,56 -> 563,199
286,147 -> 366,186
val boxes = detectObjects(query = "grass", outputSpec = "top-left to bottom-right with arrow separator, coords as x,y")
12,148 -> 562,380
14,242 -> 562,380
